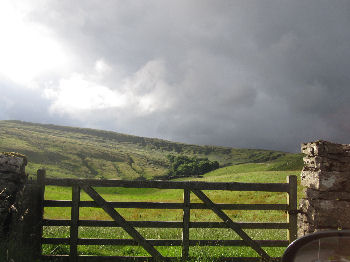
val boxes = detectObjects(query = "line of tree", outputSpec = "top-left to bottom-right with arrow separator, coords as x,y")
167,155 -> 219,178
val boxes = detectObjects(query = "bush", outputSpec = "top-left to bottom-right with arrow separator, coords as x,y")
167,155 -> 219,178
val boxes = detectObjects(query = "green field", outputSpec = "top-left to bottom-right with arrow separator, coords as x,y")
42,163 -> 303,260
0,120 -> 304,260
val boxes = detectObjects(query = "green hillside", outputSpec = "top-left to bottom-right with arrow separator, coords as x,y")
0,120 -> 303,179
0,120 -> 304,258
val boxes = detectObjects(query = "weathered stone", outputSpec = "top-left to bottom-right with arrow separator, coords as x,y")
0,152 -> 28,259
0,153 -> 27,174
297,210 -> 321,236
303,156 -> 350,172
0,172 -> 26,183
8,183 -> 44,261
297,219 -> 314,236
298,140 -> 350,237
304,188 -> 350,200
299,198 -> 350,229
301,140 -> 350,157
0,182 -> 18,195
301,169 -> 350,191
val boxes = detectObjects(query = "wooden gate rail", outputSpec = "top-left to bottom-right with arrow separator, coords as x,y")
42,238 -> 289,247
43,219 -> 290,229
39,256 -> 283,262
39,173 -> 297,261
44,178 -> 290,191
44,200 -> 289,209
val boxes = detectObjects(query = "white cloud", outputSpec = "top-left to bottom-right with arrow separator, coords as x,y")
45,59 -> 173,117
44,73 -> 127,116
94,59 -> 112,76
122,59 -> 174,114
0,1 -> 71,86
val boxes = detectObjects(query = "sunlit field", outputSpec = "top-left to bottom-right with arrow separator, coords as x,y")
42,163 -> 302,260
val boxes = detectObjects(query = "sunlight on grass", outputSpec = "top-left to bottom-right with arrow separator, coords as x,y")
42,163 -> 301,259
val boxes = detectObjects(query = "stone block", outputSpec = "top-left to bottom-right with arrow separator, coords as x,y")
297,221 -> 313,236
301,140 -> 350,157
0,172 -> 26,183
299,199 -> 350,229
303,156 -> 350,172
304,188 -> 350,200
0,153 -> 27,174
297,211 -> 317,236
0,182 -> 19,195
301,169 -> 350,191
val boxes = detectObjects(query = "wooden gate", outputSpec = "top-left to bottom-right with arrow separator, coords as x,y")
37,170 -> 297,261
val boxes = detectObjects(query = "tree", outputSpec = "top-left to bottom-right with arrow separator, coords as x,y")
167,155 -> 219,178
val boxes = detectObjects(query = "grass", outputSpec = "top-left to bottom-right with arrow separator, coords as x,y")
0,120 -> 303,180
0,120 -> 305,259
41,163 -> 303,260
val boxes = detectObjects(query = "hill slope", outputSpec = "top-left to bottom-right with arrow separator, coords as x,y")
0,120 -> 303,179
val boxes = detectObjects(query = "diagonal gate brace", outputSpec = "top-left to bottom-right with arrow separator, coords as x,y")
81,184 -> 164,261
191,189 -> 271,261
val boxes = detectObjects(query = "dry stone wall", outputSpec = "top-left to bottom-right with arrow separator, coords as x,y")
298,140 -> 350,236
0,153 -> 27,257
0,153 -> 44,262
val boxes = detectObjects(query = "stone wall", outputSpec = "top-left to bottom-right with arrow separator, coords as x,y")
298,140 -> 350,236
0,153 -> 43,261
0,153 -> 27,258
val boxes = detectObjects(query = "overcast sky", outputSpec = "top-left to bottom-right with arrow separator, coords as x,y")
1,0 -> 350,152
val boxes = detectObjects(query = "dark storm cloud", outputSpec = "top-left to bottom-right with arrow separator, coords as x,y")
2,0 -> 350,152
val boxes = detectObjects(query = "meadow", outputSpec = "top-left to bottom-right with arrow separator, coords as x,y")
42,163 -> 303,260
0,120 -> 304,260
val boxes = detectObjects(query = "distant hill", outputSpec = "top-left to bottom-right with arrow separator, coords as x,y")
0,120 -> 303,179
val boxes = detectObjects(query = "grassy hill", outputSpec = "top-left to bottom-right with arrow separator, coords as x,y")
0,120 -> 303,179
0,120 -> 304,258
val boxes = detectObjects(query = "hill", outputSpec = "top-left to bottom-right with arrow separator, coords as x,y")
0,120 -> 303,179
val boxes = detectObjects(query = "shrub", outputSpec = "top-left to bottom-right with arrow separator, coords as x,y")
167,155 -> 219,178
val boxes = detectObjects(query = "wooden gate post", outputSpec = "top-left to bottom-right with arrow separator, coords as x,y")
37,169 -> 46,259
70,184 -> 80,261
287,175 -> 298,242
182,188 -> 190,260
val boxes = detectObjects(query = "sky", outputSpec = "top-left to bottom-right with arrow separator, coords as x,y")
1,0 -> 350,152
